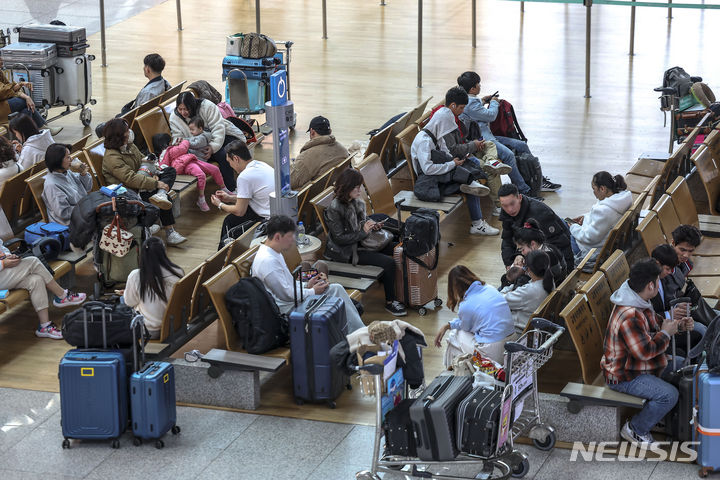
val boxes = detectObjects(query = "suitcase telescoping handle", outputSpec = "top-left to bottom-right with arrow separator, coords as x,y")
669,297 -> 692,370
130,314 -> 146,372
82,301 -> 113,349
292,264 -> 304,306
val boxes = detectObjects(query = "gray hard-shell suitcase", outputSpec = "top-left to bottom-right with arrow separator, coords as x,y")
0,42 -> 57,69
456,387 -> 503,457
55,54 -> 92,106
409,375 -> 473,461
8,67 -> 56,107
18,24 -> 88,57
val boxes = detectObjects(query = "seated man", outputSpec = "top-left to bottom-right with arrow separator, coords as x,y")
442,86 -> 511,218
251,215 -> 365,333
457,71 -> 561,193
601,258 -> 692,445
410,104 -> 498,236
211,140 -> 273,249
498,183 -> 574,270
290,116 -> 349,190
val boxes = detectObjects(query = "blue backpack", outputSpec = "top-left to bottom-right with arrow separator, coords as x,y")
24,222 -> 70,251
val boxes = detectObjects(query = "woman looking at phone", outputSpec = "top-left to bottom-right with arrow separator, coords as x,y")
323,168 -> 407,316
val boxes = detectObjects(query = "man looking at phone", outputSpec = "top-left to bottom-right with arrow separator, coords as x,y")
251,215 -> 365,332
601,259 -> 693,445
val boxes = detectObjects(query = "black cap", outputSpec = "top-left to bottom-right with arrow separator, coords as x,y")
307,116 -> 331,135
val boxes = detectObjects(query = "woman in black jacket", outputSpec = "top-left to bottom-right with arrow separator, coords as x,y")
324,169 -> 407,316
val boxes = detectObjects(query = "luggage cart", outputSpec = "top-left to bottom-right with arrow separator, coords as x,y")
355,318 -> 564,480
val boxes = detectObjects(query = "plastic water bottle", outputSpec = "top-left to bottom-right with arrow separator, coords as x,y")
296,221 -> 306,245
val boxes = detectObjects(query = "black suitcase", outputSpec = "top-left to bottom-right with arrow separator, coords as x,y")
18,24 -> 88,57
383,399 -> 417,457
663,365 -> 694,441
409,375 -> 473,461
456,387 -> 503,457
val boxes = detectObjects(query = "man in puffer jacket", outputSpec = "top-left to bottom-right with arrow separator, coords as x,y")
290,116 -> 349,190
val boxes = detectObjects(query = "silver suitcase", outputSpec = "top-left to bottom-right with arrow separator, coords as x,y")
0,42 -> 57,70
18,24 -> 88,57
55,55 -> 92,106
9,68 -> 56,107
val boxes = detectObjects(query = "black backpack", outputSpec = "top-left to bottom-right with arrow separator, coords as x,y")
655,66 -> 701,111
225,277 -> 289,354
402,208 -> 440,260
688,315 -> 720,373
516,152 -> 543,198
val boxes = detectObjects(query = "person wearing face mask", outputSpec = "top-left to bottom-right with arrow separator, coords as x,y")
101,118 -> 187,245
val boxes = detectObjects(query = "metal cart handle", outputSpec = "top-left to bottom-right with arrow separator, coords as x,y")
504,318 -> 565,354
354,363 -> 383,376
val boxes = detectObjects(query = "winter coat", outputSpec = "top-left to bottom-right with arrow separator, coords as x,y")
17,129 -> 54,170
289,135 -> 349,190
569,190 -> 632,254
159,140 -> 197,172
169,98 -> 244,153
498,195 -> 574,269
324,197 -> 370,263
103,143 -> 159,191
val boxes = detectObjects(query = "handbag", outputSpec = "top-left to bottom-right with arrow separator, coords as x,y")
360,228 -> 392,251
24,221 -> 70,251
99,199 -> 134,257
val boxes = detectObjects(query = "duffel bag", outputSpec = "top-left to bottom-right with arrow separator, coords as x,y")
24,221 -> 70,251
62,301 -> 139,348
239,32 -> 277,59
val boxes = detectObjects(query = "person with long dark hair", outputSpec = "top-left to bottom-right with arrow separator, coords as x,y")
510,218 -> 567,287
503,250 -> 554,333
41,143 -> 92,225
8,113 -> 55,169
568,171 -> 632,260
122,237 -> 184,338
434,265 -> 515,365
324,168 -> 407,316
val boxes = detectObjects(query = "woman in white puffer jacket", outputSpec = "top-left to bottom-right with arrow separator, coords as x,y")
568,171 -> 632,258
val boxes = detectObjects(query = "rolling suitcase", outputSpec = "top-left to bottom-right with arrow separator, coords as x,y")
695,364 -> 720,477
393,244 -> 440,313
662,300 -> 695,441
383,399 -> 417,457
0,42 -> 57,69
409,374 -> 472,461
222,54 -> 279,114
456,387 -> 503,457
54,54 -> 93,106
10,67 -> 56,107
18,24 -> 88,57
289,271 -> 349,408
129,315 -> 179,448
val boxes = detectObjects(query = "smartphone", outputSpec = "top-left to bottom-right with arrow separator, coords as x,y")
0,289 -> 8,299
491,90 -> 499,98
301,269 -> 319,282
564,217 -> 576,225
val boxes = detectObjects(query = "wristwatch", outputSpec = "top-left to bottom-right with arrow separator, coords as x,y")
217,202 -> 224,211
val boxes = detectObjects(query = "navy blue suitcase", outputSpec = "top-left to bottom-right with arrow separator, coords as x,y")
289,286 -> 349,408
59,350 -> 127,448
130,361 -> 179,448
695,363 -> 720,476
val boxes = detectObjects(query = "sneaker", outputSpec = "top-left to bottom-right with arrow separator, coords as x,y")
53,291 -> 87,308
167,190 -> 178,201
43,125 -> 64,136
541,176 -> 562,192
482,160 -> 512,176
470,219 -> 500,236
524,192 -> 545,202
620,421 -> 656,445
197,198 -> 210,212
148,224 -> 161,235
166,230 -> 187,246
385,301 -> 407,316
460,183 -> 490,197
36,323 -> 63,339
149,192 -> 172,210
492,206 -> 502,217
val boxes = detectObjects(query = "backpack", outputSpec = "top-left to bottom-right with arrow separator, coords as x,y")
489,100 -> 527,142
689,315 -> 720,373
402,208 -> 440,260
239,32 -> 277,59
655,67 -> 701,111
225,277 -> 289,354
516,152 -> 543,198
24,221 -> 70,251
186,80 -> 223,105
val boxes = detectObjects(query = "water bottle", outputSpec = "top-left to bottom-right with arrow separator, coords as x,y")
296,221 -> 306,245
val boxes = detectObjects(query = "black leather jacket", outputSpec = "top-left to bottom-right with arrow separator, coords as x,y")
323,198 -> 369,263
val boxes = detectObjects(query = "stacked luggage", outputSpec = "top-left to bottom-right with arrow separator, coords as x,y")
0,42 -> 57,107
59,305 -> 179,449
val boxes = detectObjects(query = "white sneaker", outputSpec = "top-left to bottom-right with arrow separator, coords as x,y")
492,206 -> 502,217
43,125 -> 63,136
149,192 -> 172,210
460,183 -> 490,197
620,420 -> 656,446
165,230 -> 187,246
470,219 -> 499,236
148,224 -> 161,235
483,160 -> 512,176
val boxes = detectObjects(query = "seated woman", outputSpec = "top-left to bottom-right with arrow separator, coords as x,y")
8,113 -> 55,170
0,136 -> 21,189
0,57 -> 60,135
41,143 -> 93,226
503,250 -> 554,333
101,119 -> 186,245
169,91 -> 246,192
568,171 -> 632,261
324,169 -> 407,316
0,239 -> 86,339
435,265 -> 515,365
122,237 -> 184,339
507,219 -> 567,288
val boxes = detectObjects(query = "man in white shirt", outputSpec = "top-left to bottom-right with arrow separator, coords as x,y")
251,215 -> 365,333
211,140 -> 274,249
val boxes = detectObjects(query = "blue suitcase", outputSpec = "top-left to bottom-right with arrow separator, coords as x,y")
130,361 -> 179,448
222,54 -> 281,114
695,364 -> 720,477
289,291 -> 349,408
59,350 -> 127,448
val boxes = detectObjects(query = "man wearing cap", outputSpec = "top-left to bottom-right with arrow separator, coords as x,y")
290,116 -> 349,190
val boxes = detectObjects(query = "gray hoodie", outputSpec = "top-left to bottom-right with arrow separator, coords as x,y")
609,280 -> 653,311
42,170 -> 93,225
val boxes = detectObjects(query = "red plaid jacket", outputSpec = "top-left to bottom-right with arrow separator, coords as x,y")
601,304 -> 671,383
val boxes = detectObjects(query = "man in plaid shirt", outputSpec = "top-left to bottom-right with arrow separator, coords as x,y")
601,259 -> 692,445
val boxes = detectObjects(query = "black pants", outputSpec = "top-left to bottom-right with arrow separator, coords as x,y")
357,242 -> 397,303
211,135 -> 240,192
139,167 -> 177,227
218,205 -> 263,250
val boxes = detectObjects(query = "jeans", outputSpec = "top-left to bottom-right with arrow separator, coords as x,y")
139,167 -> 177,227
7,96 -> 46,127
496,135 -> 531,155
493,139 -> 530,194
464,156 -> 484,221
211,135 -> 240,192
570,234 -> 581,255
608,357 -> 682,435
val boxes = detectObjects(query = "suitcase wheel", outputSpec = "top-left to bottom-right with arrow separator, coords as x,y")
62,438 -> 70,449
133,437 -> 142,446
155,439 -> 164,449
510,452 -> 530,478
531,429 -> 556,451
434,298 -> 443,308
80,107 -> 92,127
171,425 -> 181,435
111,439 -> 120,449
327,401 -> 336,409
295,398 -> 304,406
418,307 -> 427,316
